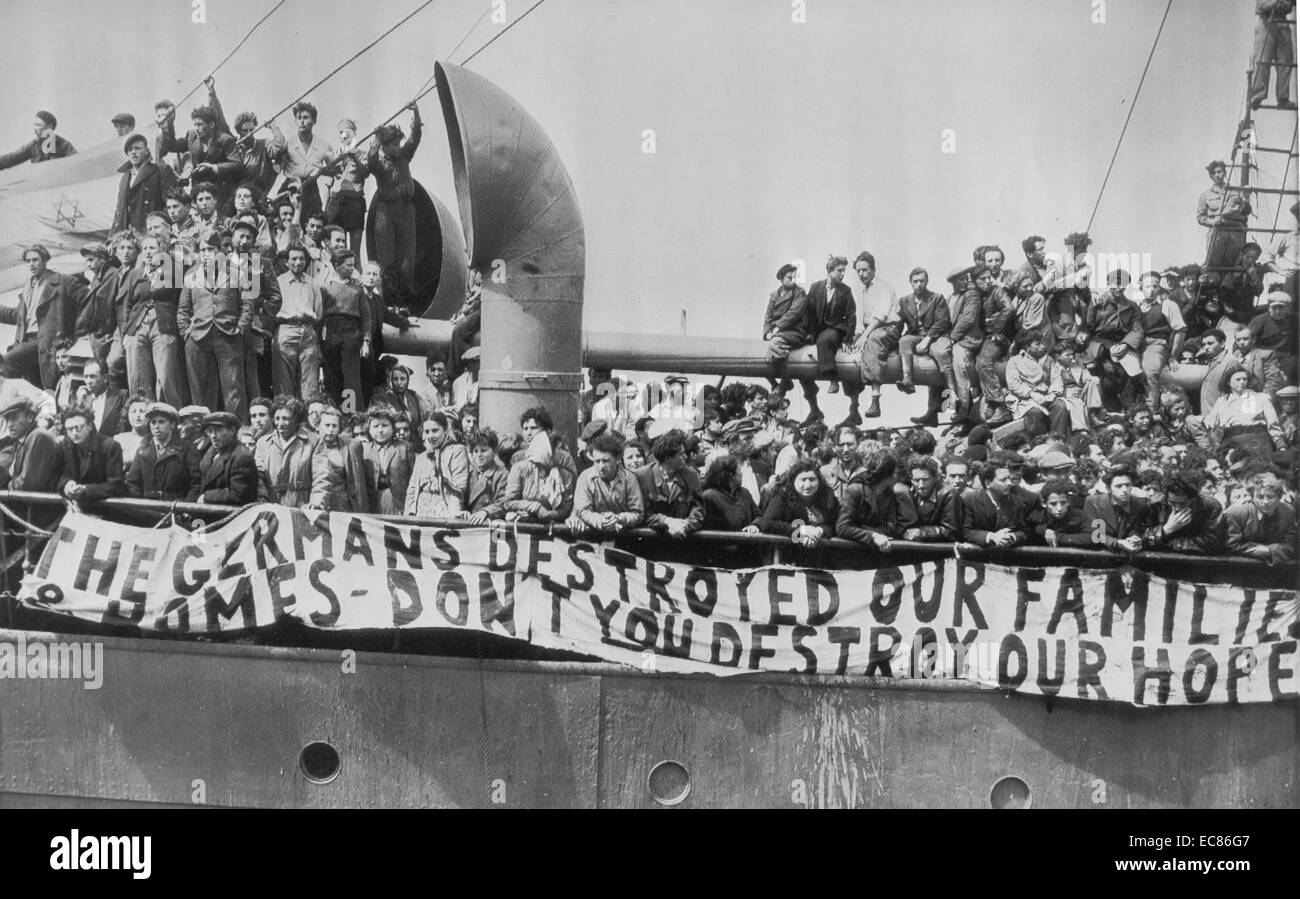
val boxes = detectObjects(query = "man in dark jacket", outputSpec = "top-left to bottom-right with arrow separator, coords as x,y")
179,232 -> 253,419
763,263 -> 808,392
126,403 -> 201,501
112,134 -> 176,233
898,267 -> 957,426
634,431 -> 704,538
1142,470 -> 1225,554
58,407 -> 126,506
0,110 -> 76,170
0,399 -> 62,491
7,245 -> 81,389
961,460 -> 1030,546
196,412 -> 257,505
1080,270 -> 1145,410
799,256 -> 856,423
1081,465 -> 1150,553
1223,471 -> 1296,564
157,102 -> 242,211
836,449 -> 902,550
123,235 -> 186,407
898,455 -> 959,542
948,266 -> 988,425
81,360 -> 128,438
230,219 -> 281,401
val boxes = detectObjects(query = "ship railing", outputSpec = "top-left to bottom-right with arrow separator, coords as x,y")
0,490 -> 1288,592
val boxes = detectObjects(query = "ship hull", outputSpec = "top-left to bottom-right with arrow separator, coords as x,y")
0,629 -> 1294,809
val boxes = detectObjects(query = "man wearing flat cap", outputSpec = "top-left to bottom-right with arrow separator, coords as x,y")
6,244 -> 81,390
178,405 -> 212,457
1248,290 -> 1297,377
113,132 -> 176,234
126,402 -> 201,502
196,411 -> 257,505
0,111 -> 76,170
1275,384 -> 1299,443
0,399 -> 62,493
704,417 -> 766,505
112,113 -> 136,137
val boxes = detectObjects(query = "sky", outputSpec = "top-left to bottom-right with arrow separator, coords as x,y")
0,0 -> 1291,346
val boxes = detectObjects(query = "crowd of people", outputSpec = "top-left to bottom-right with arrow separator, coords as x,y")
0,84 -> 1296,566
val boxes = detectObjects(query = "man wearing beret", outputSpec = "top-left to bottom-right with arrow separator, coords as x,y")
179,233 -> 253,420
72,243 -> 119,360
112,133 -> 176,234
0,111 -> 76,170
196,412 -> 257,505
7,245 -> 82,390
763,263 -> 808,394
126,403 -> 201,502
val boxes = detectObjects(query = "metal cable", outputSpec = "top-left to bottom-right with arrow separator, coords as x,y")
1085,0 -> 1175,234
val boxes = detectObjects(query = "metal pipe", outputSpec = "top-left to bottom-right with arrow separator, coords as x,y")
435,61 -> 586,452
387,322 -> 1214,393
0,491 -> 1271,573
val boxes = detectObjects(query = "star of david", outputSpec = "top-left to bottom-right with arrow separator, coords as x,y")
54,195 -> 82,229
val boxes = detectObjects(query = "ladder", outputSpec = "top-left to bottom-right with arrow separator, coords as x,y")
1204,18 -> 1299,298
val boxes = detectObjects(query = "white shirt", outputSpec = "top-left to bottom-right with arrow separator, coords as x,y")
92,391 -> 107,431
857,276 -> 899,334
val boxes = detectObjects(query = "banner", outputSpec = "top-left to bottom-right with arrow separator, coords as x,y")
18,507 -> 1300,706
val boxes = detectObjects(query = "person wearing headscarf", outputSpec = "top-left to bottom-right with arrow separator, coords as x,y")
501,429 -> 575,523
406,411 -> 470,518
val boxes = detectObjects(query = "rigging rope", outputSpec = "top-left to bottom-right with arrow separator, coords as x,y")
1270,123 -> 1299,234
239,0 -> 439,145
174,0 -> 292,110
1085,0 -> 1174,235
410,0 -> 492,100
350,0 -> 551,151
461,0 -> 550,66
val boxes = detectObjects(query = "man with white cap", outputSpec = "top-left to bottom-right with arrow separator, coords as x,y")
1249,291 -> 1296,380
1273,383 -> 1299,440
178,405 -> 212,457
